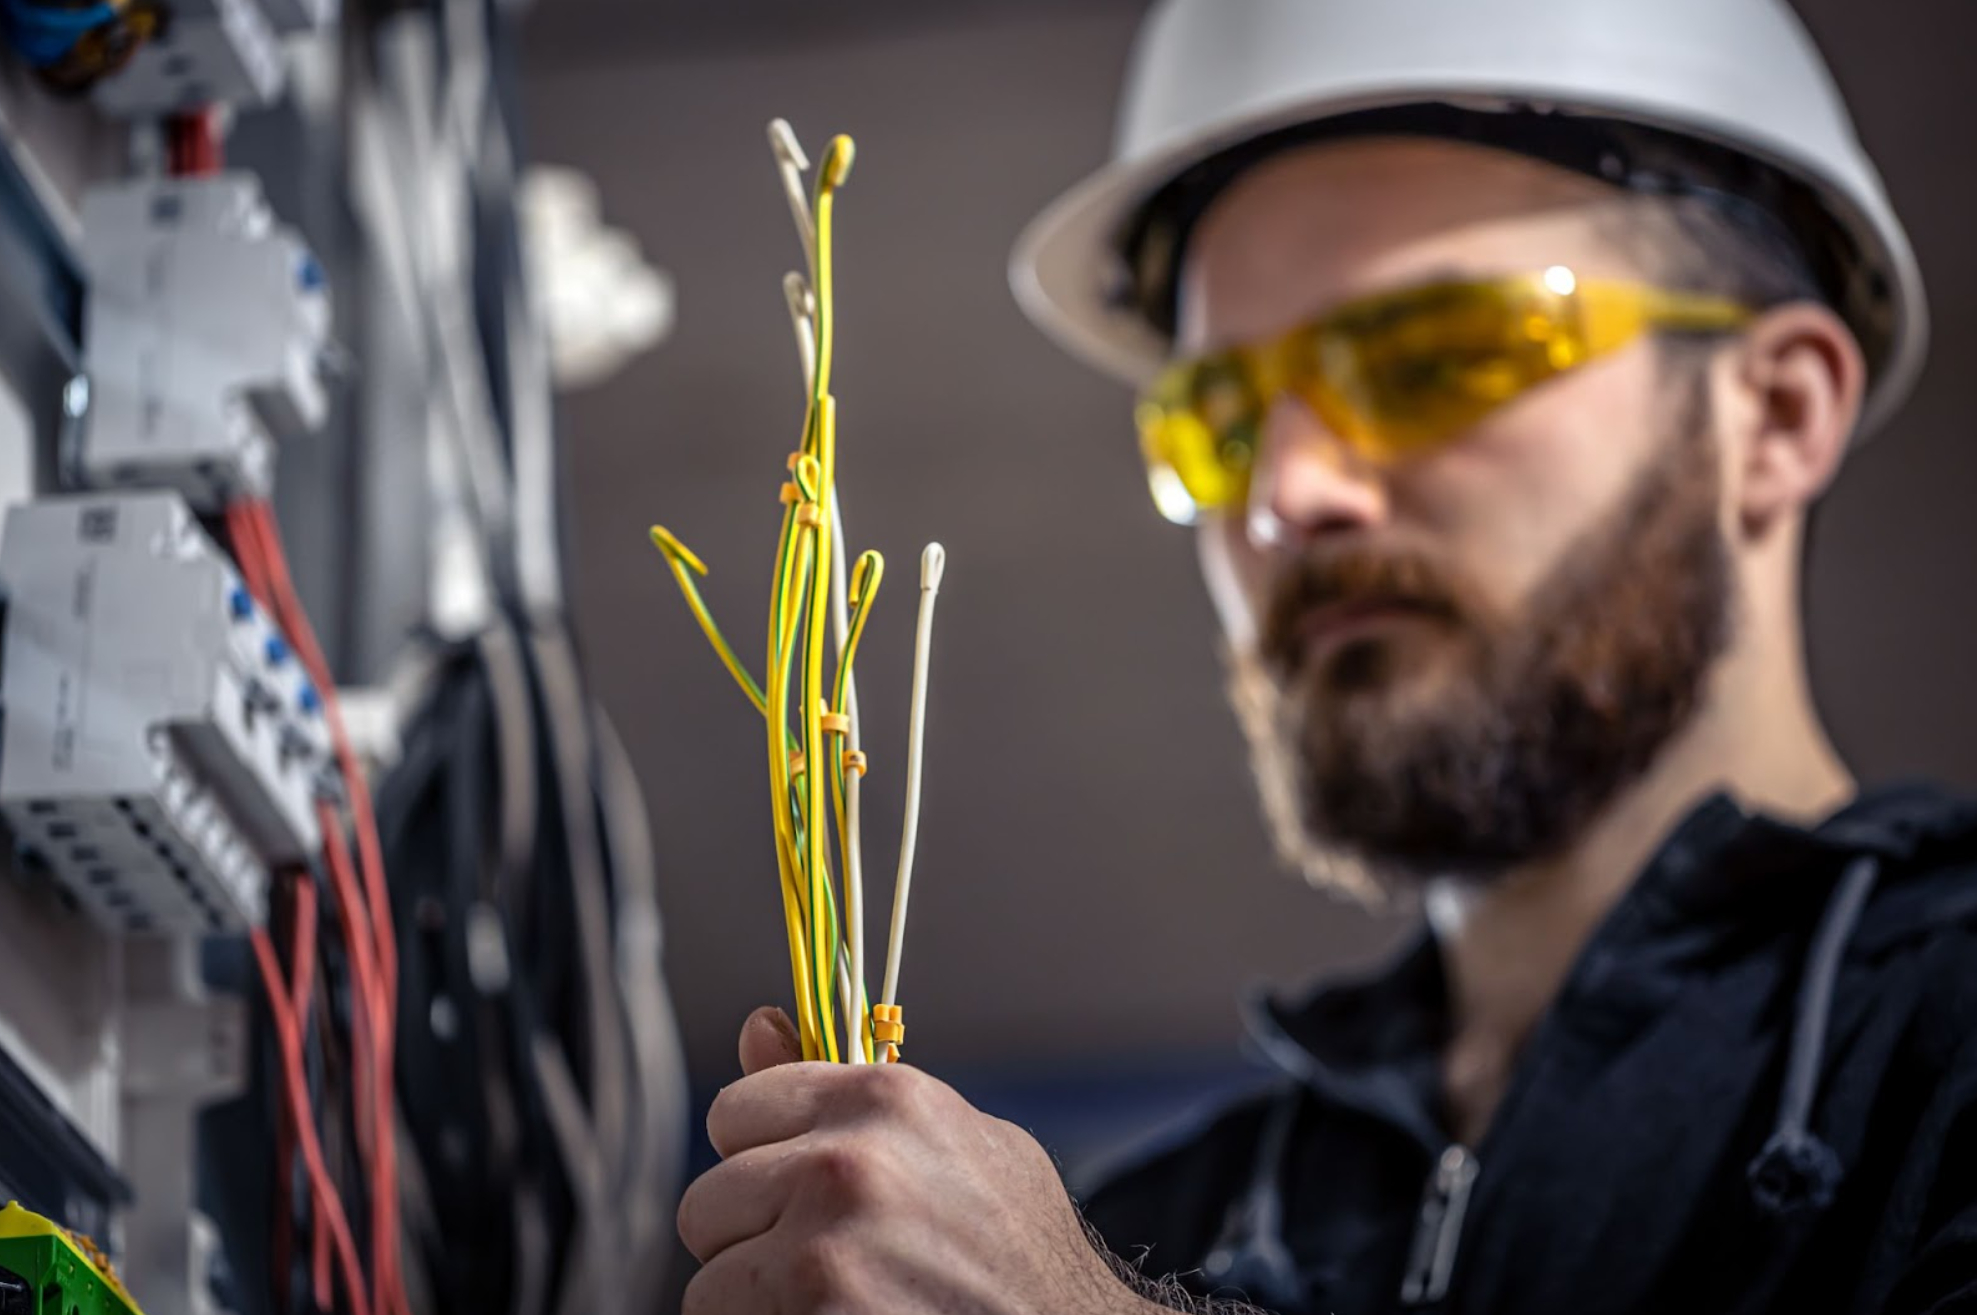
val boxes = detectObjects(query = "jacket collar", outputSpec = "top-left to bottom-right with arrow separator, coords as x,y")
1241,781 -> 1977,1151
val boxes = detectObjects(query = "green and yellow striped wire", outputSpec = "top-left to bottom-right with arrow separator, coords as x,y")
649,124 -> 888,1065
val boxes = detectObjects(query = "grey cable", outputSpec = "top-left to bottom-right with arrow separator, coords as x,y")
1777,854 -> 1879,1137
593,714 -> 690,1313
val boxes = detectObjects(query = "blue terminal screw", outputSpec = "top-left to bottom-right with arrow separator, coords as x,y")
228,585 -> 253,620
298,683 -> 322,716
264,634 -> 291,666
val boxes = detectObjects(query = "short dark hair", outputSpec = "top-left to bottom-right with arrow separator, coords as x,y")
1604,191 -> 1827,313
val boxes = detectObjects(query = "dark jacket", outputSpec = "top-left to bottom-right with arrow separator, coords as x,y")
1080,784 -> 1977,1314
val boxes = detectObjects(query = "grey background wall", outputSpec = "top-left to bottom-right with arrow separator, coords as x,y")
517,0 -> 1977,1091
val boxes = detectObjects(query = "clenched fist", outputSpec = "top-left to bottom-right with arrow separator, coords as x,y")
676,1008 -> 1159,1315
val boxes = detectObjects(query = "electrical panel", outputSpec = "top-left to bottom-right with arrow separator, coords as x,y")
0,492 -> 330,935
77,174 -> 331,510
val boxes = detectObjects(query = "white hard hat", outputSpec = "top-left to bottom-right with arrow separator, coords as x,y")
1010,0 -> 1926,437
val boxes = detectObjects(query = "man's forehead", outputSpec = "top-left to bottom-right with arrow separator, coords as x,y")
1178,137 -> 1628,345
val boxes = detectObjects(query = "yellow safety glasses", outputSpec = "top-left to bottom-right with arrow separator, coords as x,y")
1135,267 -> 1755,524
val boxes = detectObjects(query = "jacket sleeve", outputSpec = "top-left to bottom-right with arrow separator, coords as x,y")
1076,1092 -> 1279,1305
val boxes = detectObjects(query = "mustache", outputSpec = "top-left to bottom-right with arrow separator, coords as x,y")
1261,548 -> 1467,673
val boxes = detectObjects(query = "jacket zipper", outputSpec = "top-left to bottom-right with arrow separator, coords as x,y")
1400,1144 -> 1480,1307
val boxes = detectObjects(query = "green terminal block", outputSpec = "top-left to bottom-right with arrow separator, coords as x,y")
0,1203 -> 142,1315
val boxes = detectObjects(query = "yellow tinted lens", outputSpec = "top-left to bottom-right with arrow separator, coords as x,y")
1137,274 -> 1750,523
1308,280 -> 1581,459
1137,356 -> 1259,523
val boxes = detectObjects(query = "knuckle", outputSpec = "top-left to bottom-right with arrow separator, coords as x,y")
787,1233 -> 859,1306
803,1139 -> 886,1211
842,1062 -> 938,1121
836,1063 -> 900,1113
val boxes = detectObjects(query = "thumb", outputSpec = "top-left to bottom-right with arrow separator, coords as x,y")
738,1006 -> 803,1075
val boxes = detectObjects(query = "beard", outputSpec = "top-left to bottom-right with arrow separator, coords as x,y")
1226,407 -> 1734,901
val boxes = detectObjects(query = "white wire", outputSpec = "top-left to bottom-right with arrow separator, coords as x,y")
829,490 -> 869,1061
784,274 -> 817,393
835,943 -> 858,1063
881,544 -> 945,1009
767,120 -> 817,275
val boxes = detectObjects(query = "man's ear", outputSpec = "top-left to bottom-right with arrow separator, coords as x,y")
1722,303 -> 1866,537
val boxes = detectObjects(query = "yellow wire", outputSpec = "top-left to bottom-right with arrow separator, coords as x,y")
799,142 -> 854,1064
834,552 -> 885,716
827,550 -> 883,888
770,517 -> 822,1059
830,553 -> 882,1064
648,527 -> 770,716
642,128 -> 872,1065
773,451 -> 839,1063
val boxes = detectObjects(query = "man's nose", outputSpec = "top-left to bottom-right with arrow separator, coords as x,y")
1244,394 -> 1389,550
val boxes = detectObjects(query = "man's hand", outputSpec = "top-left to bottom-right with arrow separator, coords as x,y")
676,1007 -> 1153,1314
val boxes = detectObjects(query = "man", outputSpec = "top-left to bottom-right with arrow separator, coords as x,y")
675,1 -> 1977,1311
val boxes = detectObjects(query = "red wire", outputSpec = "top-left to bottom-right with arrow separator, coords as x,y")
270,871 -> 328,1314
252,926 -> 372,1315
247,502 -> 398,998
270,910 -> 294,1311
165,108 -> 224,179
229,500 -> 406,1315
316,798 -> 394,1315
287,879 -> 335,1313
232,516 -> 304,1310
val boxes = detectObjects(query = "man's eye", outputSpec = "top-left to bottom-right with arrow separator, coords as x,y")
1197,377 -> 1251,431
1372,352 -> 1465,396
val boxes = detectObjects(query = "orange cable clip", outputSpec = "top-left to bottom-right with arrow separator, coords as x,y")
872,1003 -> 904,1062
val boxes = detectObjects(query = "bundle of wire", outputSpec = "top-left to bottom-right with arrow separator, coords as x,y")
152,15 -> 687,1315
228,496 -> 407,1315
650,120 -> 946,1067
168,114 -> 405,1315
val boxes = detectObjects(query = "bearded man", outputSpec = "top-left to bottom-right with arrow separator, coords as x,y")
673,3 -> 1977,1311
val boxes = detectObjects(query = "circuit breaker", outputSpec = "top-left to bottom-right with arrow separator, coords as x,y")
90,0 -> 285,118
78,174 -> 331,510
0,492 -> 329,935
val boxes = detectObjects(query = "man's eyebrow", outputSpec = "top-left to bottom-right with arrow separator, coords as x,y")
1192,263 -> 1496,353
